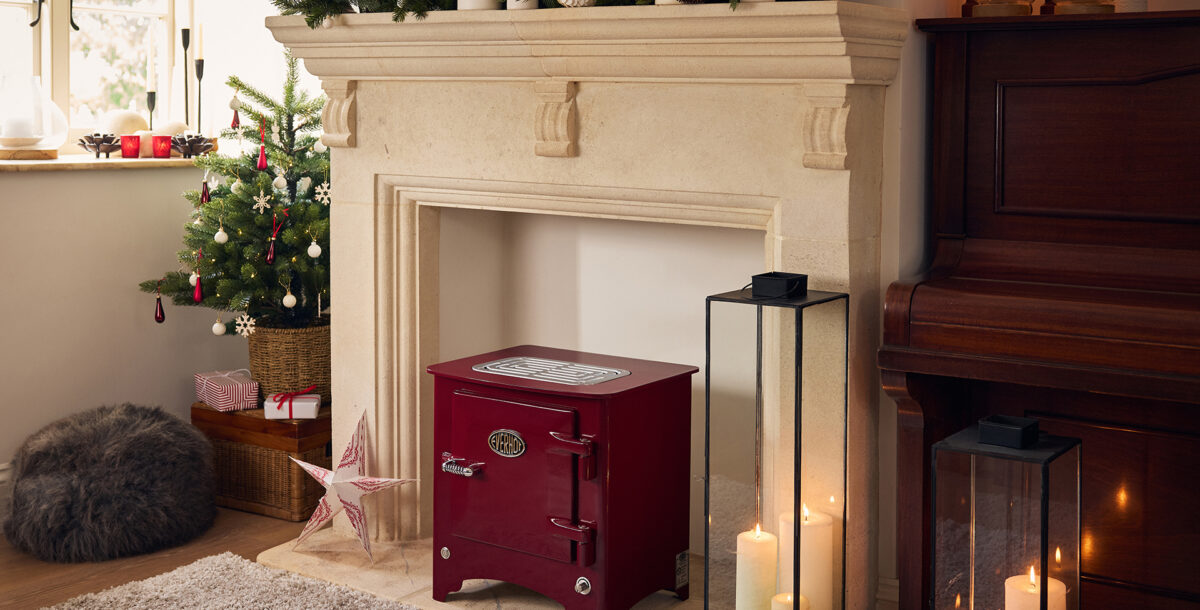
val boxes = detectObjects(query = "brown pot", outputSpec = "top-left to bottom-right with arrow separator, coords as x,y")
247,321 -> 331,405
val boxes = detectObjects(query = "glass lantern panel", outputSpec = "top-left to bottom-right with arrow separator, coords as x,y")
69,8 -> 166,128
707,300 -> 766,609
1047,446 -> 1080,608
935,453 -> 1049,610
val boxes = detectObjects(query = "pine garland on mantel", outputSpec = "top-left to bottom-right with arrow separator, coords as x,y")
273,0 -> 667,26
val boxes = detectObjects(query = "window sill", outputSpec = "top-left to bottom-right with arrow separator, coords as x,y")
0,155 -> 197,173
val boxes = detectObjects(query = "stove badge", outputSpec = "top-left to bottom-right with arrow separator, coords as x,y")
488,429 -> 526,458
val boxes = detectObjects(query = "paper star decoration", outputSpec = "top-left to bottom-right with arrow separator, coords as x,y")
252,189 -> 272,214
291,412 -> 415,560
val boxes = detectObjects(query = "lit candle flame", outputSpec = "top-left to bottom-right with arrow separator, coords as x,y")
829,495 -> 836,503
802,503 -> 809,522
1029,565 -> 1037,586
786,594 -> 792,602
955,593 -> 961,609
754,523 -> 762,538
1055,547 -> 1062,565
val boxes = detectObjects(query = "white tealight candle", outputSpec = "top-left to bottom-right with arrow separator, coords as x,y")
799,504 -> 833,610
2,117 -> 35,138
1004,566 -> 1067,610
736,524 -> 778,610
772,593 -> 811,610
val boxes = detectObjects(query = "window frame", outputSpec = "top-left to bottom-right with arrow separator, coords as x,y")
14,0 -> 180,145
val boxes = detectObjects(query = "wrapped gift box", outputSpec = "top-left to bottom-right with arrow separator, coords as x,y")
194,369 -> 260,412
264,393 -> 321,420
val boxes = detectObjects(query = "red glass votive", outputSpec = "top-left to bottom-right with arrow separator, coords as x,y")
120,135 -> 140,158
152,135 -> 173,158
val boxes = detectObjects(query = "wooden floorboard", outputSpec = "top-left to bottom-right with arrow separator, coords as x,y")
0,508 -> 305,609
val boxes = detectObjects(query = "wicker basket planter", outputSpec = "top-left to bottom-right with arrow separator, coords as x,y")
247,320 -> 331,405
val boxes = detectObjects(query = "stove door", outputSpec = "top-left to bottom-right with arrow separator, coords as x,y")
446,391 -> 578,563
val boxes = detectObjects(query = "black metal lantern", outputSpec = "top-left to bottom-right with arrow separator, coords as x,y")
932,416 -> 1081,610
704,278 -> 848,610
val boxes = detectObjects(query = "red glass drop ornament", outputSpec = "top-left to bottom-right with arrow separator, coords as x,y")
200,180 -> 210,204
193,275 -> 203,303
265,239 -> 276,265
231,108 -> 240,129
256,145 -> 268,171
154,296 -> 165,323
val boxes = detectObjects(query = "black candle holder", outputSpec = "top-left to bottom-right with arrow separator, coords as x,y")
146,90 -> 156,130
181,28 -> 190,126
195,59 -> 205,134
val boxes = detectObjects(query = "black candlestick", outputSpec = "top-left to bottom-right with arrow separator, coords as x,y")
146,91 -> 156,130
195,59 -> 204,134
181,28 -> 190,126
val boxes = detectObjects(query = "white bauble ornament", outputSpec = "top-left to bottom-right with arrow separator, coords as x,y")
229,96 -> 242,111
283,292 -> 297,308
232,179 -> 243,192
313,140 -> 327,153
189,272 -> 198,286
307,240 -> 322,258
272,175 -> 287,190
212,319 -> 227,335
214,227 -> 229,244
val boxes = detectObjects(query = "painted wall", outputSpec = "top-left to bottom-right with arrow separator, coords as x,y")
0,167 -> 248,463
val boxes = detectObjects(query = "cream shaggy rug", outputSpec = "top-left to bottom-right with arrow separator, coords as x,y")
47,552 -> 417,609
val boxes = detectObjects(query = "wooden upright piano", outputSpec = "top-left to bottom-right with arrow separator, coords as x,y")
878,11 -> 1200,609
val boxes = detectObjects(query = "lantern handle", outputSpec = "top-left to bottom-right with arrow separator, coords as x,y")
28,0 -> 44,27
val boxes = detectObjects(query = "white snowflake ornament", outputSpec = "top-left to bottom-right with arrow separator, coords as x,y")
314,181 -> 331,205
234,313 -> 257,337
252,190 -> 272,214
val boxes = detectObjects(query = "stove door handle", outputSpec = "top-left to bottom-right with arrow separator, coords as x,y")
441,454 -> 485,478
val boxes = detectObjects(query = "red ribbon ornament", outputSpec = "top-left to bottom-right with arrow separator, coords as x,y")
271,384 -> 317,418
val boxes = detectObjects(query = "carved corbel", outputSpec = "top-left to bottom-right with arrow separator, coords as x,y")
534,81 -> 578,157
801,84 -> 850,170
321,79 -> 357,148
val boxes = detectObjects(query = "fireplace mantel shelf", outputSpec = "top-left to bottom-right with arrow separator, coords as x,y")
267,2 -> 907,85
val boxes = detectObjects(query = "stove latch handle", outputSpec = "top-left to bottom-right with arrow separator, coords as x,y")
548,516 -> 597,567
548,432 -> 596,481
441,453 -> 485,478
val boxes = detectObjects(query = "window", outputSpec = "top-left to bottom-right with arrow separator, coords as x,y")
0,1 -> 36,92
70,1 -> 169,126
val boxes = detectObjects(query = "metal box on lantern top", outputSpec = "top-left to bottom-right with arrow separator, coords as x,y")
932,416 -> 1081,610
427,345 -> 697,609
705,286 -> 849,610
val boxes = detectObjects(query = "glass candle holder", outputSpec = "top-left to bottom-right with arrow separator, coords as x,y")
152,135 -> 172,158
120,135 -> 141,158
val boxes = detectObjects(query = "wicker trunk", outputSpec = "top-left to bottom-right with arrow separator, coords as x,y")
190,402 -> 332,521
247,321 -> 331,405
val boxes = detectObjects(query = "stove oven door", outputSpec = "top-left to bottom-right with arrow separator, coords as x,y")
444,391 -> 585,564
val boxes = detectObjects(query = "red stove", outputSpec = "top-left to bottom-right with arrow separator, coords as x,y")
428,345 -> 698,609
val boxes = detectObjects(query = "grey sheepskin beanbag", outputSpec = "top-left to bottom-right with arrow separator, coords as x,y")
3,404 -> 217,562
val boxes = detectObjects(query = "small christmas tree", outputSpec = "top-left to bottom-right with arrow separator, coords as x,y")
141,53 -> 330,335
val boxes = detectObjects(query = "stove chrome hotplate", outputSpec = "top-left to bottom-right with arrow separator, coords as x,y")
473,356 -> 630,386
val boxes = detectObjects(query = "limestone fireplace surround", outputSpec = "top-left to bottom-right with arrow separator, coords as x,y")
267,3 -> 906,606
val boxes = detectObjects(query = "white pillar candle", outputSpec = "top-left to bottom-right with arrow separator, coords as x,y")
1005,566 -> 1067,610
2,117 -> 35,138
736,524 -> 778,610
772,593 -> 811,610
778,511 -> 795,595
799,505 -> 833,610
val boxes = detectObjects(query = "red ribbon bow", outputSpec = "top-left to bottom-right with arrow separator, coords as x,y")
271,384 -> 317,418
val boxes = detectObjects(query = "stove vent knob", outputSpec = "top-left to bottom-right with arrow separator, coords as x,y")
574,577 -> 591,596
440,547 -> 450,559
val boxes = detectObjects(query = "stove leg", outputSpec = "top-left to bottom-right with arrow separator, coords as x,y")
674,583 -> 690,601
432,574 -> 461,602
